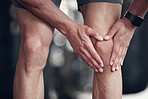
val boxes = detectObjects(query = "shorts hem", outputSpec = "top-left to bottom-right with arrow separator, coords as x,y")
77,0 -> 123,12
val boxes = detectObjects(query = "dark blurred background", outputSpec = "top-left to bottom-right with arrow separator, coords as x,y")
0,0 -> 148,99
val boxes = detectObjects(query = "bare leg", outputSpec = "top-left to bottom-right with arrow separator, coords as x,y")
80,3 -> 122,99
13,7 -> 54,99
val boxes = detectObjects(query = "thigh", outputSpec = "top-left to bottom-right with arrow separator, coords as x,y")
80,2 -> 122,36
15,7 -> 54,47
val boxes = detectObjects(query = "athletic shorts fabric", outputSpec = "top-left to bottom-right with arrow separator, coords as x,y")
12,0 -> 62,8
12,0 -> 123,11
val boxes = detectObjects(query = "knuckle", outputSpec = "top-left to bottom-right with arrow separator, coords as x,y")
83,42 -> 89,48
93,56 -> 100,63
86,27 -> 92,33
82,42 -> 87,47
96,66 -> 101,70
93,61 -> 98,67
80,40 -> 85,47
79,46 -> 84,52
89,58 -> 94,63
92,51 -> 97,55
91,53 -> 96,58
97,59 -> 101,64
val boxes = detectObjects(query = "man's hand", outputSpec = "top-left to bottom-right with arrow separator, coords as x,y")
18,0 -> 105,72
66,24 -> 104,73
104,17 -> 136,71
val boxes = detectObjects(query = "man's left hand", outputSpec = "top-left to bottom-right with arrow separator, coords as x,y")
104,17 -> 136,72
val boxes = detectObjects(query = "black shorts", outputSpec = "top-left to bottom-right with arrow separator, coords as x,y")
12,0 -> 123,11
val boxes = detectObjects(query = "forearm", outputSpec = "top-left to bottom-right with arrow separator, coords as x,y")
128,0 -> 148,17
17,0 -> 76,34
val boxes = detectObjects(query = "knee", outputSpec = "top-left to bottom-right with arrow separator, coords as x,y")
95,39 -> 113,56
22,37 -> 46,54
93,39 -> 113,66
20,36 -> 49,73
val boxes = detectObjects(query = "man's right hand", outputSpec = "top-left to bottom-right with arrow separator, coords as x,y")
17,0 -> 104,72
65,24 -> 104,73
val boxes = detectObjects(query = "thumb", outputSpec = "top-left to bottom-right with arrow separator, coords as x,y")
104,25 -> 118,40
87,28 -> 103,41
90,32 -> 103,41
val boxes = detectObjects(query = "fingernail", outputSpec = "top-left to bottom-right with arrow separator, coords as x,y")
98,36 -> 103,40
95,69 -> 98,73
104,36 -> 109,40
110,62 -> 113,66
100,64 -> 104,67
99,68 -> 103,73
116,66 -> 119,70
112,67 -> 115,72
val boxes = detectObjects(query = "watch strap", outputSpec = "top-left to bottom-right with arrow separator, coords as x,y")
124,12 -> 144,27
125,12 -> 135,22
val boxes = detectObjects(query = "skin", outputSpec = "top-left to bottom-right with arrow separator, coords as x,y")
13,7 -> 53,99
13,2 -> 122,99
80,3 -> 122,99
104,0 -> 148,71
13,0 -> 148,99
17,0 -> 104,72
13,2 -> 105,99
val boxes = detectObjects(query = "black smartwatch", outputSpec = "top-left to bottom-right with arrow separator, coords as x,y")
124,11 -> 144,27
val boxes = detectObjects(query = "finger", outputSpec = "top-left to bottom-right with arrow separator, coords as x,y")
117,47 -> 124,67
79,47 -> 103,73
77,51 -> 98,72
119,56 -> 123,66
83,42 -> 104,67
104,24 -> 118,40
112,56 -> 119,72
89,65 -> 99,73
78,51 -> 95,70
112,46 -> 123,71
119,47 -> 126,66
121,47 -> 128,66
110,42 -> 120,66
86,28 -> 103,41
89,32 -> 103,41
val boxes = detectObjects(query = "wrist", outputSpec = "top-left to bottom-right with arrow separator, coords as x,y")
122,17 -> 136,30
56,20 -> 78,35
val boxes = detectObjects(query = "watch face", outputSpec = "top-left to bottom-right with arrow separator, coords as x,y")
132,15 -> 144,27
